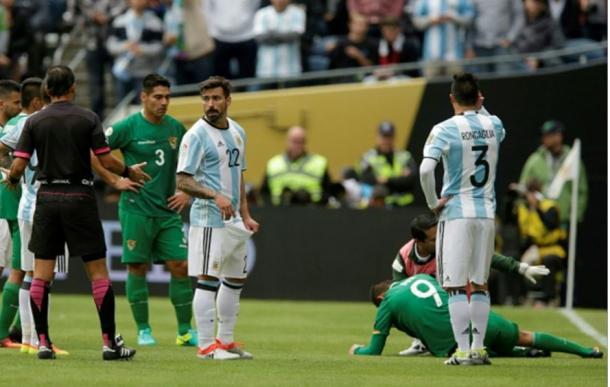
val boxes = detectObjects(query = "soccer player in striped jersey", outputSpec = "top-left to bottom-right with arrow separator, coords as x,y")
0,79 -> 69,355
350,275 -> 603,359
420,73 -> 505,365
177,76 -> 259,360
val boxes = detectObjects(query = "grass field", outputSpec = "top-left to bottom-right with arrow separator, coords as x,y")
0,295 -> 606,387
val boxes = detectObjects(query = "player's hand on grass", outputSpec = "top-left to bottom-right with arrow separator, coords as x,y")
127,162 -> 151,184
214,193 -> 235,220
519,262 -> 551,284
349,344 -> 363,355
168,190 -> 191,213
114,177 -> 143,193
243,216 -> 260,233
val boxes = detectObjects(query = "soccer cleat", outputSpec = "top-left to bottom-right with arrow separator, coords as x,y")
217,339 -> 253,360
176,329 -> 198,347
583,347 -> 604,359
37,345 -> 56,360
137,328 -> 157,346
103,334 -> 136,361
28,345 -> 38,355
197,342 -> 240,360
525,348 -> 551,358
52,344 -> 69,356
399,338 -> 429,356
0,337 -> 21,349
444,350 -> 472,365
469,348 -> 492,365
20,343 -> 32,354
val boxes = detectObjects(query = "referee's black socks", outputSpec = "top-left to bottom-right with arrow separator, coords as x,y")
30,278 -> 52,348
92,279 -> 117,348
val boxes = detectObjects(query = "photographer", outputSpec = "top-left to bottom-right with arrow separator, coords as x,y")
511,179 -> 567,307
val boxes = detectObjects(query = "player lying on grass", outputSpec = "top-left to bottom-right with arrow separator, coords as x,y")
349,274 -> 603,363
390,212 -> 550,356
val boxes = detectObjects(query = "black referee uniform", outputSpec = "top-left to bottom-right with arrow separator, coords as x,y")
14,100 -> 109,259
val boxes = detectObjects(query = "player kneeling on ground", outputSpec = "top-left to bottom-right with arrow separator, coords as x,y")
349,275 -> 603,362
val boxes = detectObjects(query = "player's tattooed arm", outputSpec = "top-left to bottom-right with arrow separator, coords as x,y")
0,142 -> 12,168
176,173 -> 217,199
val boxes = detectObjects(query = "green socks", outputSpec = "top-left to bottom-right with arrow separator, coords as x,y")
533,332 -> 595,357
126,273 -> 150,331
170,277 -> 193,335
0,281 -> 20,339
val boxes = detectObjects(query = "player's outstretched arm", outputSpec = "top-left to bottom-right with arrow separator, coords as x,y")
349,331 -> 387,356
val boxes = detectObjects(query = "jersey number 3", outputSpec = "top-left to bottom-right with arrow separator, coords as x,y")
155,149 -> 165,166
470,145 -> 489,188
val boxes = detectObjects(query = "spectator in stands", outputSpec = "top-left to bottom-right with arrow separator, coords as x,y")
80,0 -> 126,119
466,0 -> 525,74
163,0 -> 214,85
358,121 -> 417,208
254,0 -> 306,80
260,126 -> 332,206
327,13 -> 378,72
412,0 -> 475,77
370,16 -> 419,80
204,0 -> 260,80
581,0 -> 607,41
107,0 -> 165,103
548,0 -> 588,39
513,0 -> 565,70
513,179 -> 566,307
0,3 -> 9,79
347,0 -> 406,37
519,120 -> 587,230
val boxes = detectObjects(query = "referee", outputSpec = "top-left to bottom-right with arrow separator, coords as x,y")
4,65 -> 149,361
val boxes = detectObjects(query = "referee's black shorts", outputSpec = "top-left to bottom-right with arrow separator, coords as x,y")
29,185 -> 106,261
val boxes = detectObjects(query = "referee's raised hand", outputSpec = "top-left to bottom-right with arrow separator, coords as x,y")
126,161 -> 151,184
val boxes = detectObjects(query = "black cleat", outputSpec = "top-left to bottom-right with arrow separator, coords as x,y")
8,326 -> 22,343
526,348 -> 551,358
583,347 -> 604,359
103,334 -> 136,361
38,345 -> 56,360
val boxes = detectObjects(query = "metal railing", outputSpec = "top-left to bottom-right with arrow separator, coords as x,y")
104,40 -> 607,127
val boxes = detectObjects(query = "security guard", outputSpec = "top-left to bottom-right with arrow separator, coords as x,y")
261,126 -> 332,205
359,121 -> 417,207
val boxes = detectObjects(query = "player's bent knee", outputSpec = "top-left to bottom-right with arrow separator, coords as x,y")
518,330 -> 534,346
127,263 -> 148,276
166,260 -> 188,277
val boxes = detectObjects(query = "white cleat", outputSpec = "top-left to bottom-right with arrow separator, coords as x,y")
197,343 -> 241,360
399,338 -> 429,356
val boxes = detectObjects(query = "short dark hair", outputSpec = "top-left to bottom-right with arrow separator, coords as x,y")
142,73 -> 171,94
410,212 -> 438,242
21,77 -> 43,108
451,72 -> 480,106
40,80 -> 51,104
0,80 -> 20,99
199,76 -> 231,97
370,280 -> 392,307
44,65 -> 75,97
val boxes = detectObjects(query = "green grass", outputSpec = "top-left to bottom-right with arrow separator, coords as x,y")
0,295 -> 606,387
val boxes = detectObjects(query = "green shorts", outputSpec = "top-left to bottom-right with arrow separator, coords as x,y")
484,311 -> 520,356
7,219 -> 21,270
119,211 -> 187,264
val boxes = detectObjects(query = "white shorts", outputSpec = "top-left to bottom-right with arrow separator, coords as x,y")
19,219 -> 69,273
0,220 -> 11,268
436,218 -> 495,288
188,222 -> 253,279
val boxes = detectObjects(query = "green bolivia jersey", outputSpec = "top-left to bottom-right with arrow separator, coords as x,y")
0,114 -> 25,220
356,274 -> 457,357
107,112 -> 186,217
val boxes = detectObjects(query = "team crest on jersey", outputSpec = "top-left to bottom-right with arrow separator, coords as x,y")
105,127 -> 113,138
168,137 -> 177,150
234,136 -> 242,146
127,240 -> 137,251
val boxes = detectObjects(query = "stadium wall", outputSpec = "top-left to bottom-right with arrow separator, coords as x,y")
50,63 -> 606,307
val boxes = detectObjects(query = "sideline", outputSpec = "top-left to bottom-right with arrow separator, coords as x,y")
561,308 -> 608,348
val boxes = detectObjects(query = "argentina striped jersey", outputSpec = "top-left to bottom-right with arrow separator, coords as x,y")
177,118 -> 247,228
423,110 -> 505,220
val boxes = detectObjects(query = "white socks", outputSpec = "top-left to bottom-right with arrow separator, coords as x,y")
193,280 -> 219,349
448,292 -> 471,352
19,276 -> 37,347
469,291 -> 491,350
217,281 -> 243,344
